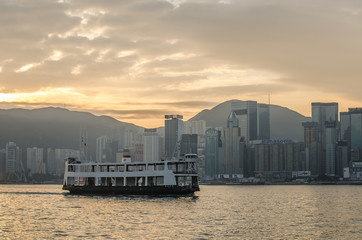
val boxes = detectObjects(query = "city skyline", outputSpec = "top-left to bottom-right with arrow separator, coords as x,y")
1,0 -> 362,128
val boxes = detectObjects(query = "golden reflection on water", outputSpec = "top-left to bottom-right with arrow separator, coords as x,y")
0,185 -> 361,239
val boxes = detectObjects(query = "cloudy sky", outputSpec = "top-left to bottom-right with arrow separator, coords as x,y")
1,0 -> 362,127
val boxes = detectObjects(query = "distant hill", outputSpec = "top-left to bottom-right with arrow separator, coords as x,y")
0,107 -> 142,159
189,100 -> 310,141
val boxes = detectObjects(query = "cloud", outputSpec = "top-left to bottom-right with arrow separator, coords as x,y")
0,0 -> 362,127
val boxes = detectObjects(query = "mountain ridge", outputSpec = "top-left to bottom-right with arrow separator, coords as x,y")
189,100 -> 310,141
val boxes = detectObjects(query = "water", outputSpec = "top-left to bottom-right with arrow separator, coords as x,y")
0,185 -> 361,239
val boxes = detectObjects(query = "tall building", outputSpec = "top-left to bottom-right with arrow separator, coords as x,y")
26,147 -> 45,174
311,102 -> 338,176
124,129 -> 135,149
312,102 -> 338,130
340,112 -> 351,143
350,108 -> 362,156
205,128 -> 223,177
180,134 -> 198,156
6,142 -> 22,179
325,121 -> 337,175
258,103 -> 270,140
224,111 -> 242,174
143,128 -> 160,162
302,122 -> 321,175
231,101 -> 258,142
134,142 -> 143,162
340,108 -> 362,162
253,141 -> 305,176
0,149 -> 6,181
184,120 -> 206,135
336,141 -> 349,177
164,114 -> 184,158
96,136 -> 108,163
47,148 -> 56,175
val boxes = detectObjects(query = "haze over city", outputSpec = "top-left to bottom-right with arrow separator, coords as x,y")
1,0 -> 362,128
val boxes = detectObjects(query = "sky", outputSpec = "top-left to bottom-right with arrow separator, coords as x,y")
1,0 -> 362,127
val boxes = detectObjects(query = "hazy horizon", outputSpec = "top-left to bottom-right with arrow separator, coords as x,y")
1,0 -> 362,127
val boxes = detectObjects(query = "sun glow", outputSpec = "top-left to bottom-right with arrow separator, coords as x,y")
0,93 -> 19,102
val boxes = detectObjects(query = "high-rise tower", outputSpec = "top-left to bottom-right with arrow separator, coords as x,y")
231,101 -> 257,142
224,111 -> 242,174
164,115 -> 184,158
311,102 -> 338,176
143,128 -> 160,162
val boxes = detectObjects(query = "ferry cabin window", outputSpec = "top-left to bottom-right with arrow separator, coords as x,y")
138,165 -> 146,171
156,176 -> 164,186
156,164 -> 164,171
148,164 -> 155,171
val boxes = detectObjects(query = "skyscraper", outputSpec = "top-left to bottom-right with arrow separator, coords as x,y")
180,134 -> 198,156
350,108 -> 362,153
0,149 -> 6,181
96,136 -> 108,163
231,100 -> 258,142
311,102 -> 338,176
26,147 -> 45,174
184,120 -> 206,135
325,121 -> 337,175
143,128 -> 160,162
205,128 -> 223,177
165,115 -> 184,158
224,111 -> 242,174
302,122 -> 320,175
340,108 -> 362,161
6,142 -> 22,178
258,103 -> 270,140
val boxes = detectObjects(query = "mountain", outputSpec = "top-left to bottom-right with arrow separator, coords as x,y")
0,107 -> 142,158
189,100 -> 311,141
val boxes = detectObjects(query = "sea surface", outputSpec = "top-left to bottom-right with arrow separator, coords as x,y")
0,184 -> 361,239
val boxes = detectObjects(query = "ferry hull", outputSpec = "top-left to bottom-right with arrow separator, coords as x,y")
63,185 -> 199,196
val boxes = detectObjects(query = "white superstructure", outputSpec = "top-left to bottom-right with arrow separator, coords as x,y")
63,154 -> 199,195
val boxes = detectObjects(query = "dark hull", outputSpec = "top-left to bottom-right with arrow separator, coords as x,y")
63,185 -> 200,196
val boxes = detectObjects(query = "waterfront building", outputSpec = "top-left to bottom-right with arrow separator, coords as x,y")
339,108 -> 362,162
6,142 -> 22,179
205,128 -> 224,177
165,114 -> 184,158
336,141 -> 349,178
143,128 -> 160,162
302,122 -> 321,175
26,147 -> 45,174
325,121 -> 337,176
253,140 -> 305,180
350,108 -> 362,161
231,100 -> 258,142
343,162 -> 362,180
311,102 -> 338,176
224,111 -> 243,174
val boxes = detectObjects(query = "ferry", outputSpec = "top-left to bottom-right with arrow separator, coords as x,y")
62,154 -> 200,195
